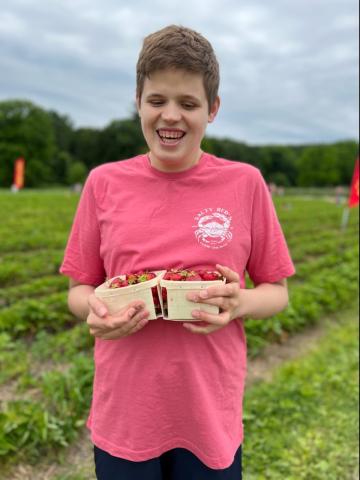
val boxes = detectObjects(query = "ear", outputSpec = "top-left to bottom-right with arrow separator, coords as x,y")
208,96 -> 220,123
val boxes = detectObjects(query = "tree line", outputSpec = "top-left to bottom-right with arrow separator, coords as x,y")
0,99 -> 358,188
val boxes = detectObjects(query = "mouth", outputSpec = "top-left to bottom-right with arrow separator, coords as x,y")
156,128 -> 186,146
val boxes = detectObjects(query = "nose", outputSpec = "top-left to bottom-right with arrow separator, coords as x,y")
161,102 -> 182,123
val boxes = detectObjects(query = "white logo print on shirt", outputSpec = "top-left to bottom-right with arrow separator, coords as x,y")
193,208 -> 233,249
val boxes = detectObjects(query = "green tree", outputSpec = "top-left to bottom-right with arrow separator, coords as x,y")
298,145 -> 340,186
267,171 -> 291,186
48,110 -> 73,152
98,113 -> 147,163
70,127 -> 101,169
67,161 -> 88,185
201,136 -> 217,154
0,99 -> 56,187
268,146 -> 298,185
1,98 -> 357,188
54,151 -> 74,185
333,141 -> 359,184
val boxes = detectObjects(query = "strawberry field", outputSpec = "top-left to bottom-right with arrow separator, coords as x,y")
0,190 -> 358,478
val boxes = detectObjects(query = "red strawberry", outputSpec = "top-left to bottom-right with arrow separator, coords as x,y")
164,271 -> 183,281
201,271 -> 222,281
152,286 -> 159,302
196,269 -> 206,278
109,277 -> 123,288
151,286 -> 162,315
161,287 -> 168,316
110,271 -> 157,288
185,272 -> 202,281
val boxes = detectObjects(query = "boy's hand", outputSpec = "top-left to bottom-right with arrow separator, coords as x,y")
183,264 -> 242,335
86,294 -> 150,340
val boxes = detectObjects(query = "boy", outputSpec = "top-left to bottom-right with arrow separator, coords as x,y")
60,25 -> 295,480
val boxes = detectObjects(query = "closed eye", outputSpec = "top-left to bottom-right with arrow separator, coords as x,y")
148,100 -> 164,107
182,103 -> 197,109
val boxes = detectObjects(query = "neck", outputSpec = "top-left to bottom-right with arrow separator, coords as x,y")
148,150 -> 203,173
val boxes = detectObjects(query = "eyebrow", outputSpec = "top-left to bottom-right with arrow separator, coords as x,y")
145,93 -> 201,102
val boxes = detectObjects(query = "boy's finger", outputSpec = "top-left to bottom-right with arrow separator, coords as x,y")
127,308 -> 137,319
100,308 -> 148,339
129,300 -> 146,309
187,284 -> 233,301
186,295 -> 225,310
88,295 -> 108,318
190,309 -> 229,326
126,315 -> 150,336
119,310 -> 149,335
216,264 -> 240,283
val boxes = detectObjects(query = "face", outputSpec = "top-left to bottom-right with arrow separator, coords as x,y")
137,68 -> 220,172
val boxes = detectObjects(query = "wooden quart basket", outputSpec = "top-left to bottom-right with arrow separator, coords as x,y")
160,277 -> 226,321
94,270 -> 166,320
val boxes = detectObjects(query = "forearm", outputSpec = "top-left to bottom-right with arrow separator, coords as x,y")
68,284 -> 95,321
237,282 -> 289,320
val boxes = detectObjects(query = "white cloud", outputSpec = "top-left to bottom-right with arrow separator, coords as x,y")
0,0 -> 358,144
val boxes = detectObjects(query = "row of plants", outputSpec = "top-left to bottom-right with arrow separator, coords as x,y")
0,292 -> 74,338
243,306 -> 359,479
246,256 -> 359,356
0,323 -> 92,388
0,191 -> 76,254
0,275 -> 68,306
0,251 -> 64,287
294,246 -> 358,280
0,355 -> 93,461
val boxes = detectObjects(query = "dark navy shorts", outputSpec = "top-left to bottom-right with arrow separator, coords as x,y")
94,444 -> 242,480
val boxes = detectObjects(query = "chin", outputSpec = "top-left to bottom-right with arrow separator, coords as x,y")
157,151 -> 185,164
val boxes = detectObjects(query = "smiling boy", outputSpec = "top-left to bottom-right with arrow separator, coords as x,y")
60,25 -> 295,480
138,68 -> 219,173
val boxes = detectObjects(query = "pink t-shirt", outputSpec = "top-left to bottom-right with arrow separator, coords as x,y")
60,153 -> 295,469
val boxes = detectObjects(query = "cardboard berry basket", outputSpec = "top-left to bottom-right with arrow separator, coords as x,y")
160,276 -> 226,321
94,270 -> 166,320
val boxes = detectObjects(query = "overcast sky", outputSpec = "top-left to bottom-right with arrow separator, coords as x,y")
0,0 -> 358,145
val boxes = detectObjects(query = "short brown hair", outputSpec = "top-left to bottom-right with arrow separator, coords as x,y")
136,25 -> 220,110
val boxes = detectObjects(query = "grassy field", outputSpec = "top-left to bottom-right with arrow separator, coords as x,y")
0,189 -> 358,477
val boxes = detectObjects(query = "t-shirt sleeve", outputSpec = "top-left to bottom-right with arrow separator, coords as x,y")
246,170 -> 295,285
59,171 -> 106,286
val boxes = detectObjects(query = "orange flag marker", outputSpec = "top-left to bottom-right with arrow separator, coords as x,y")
13,157 -> 26,189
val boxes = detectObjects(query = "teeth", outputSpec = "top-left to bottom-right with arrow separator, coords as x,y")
158,130 -> 185,140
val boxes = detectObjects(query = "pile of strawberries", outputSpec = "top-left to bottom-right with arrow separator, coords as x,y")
163,269 -> 223,282
109,272 -> 156,289
162,269 -> 223,317
108,269 -> 224,317
109,271 -> 162,315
